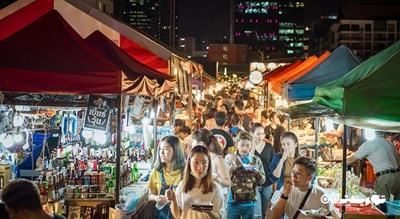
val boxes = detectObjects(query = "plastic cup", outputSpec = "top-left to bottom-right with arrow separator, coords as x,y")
155,196 -> 170,210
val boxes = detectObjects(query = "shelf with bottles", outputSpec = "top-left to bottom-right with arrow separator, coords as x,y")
37,167 -> 68,204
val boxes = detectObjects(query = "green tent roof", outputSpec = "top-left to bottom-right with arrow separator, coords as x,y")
312,40 -> 400,131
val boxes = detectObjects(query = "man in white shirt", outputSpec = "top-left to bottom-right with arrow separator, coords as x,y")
271,156 -> 333,219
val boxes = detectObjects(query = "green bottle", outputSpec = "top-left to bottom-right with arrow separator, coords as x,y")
106,174 -> 115,194
132,162 -> 139,183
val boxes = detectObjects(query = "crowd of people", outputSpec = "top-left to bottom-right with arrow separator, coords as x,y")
1,87 -> 399,219
142,88 -> 337,219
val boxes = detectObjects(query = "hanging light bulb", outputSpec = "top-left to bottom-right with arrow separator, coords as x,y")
13,132 -> 24,144
82,129 -> 93,139
3,134 -> 14,148
13,113 -> 24,127
93,131 -> 107,145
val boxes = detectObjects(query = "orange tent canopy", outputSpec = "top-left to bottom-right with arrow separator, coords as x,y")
287,51 -> 331,83
270,56 -> 319,94
265,60 -> 302,82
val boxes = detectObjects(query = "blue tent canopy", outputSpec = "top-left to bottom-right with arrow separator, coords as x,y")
284,45 -> 362,102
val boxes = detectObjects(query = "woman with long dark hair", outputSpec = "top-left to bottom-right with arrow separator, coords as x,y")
166,146 -> 224,218
269,131 -> 300,190
251,123 -> 275,219
147,135 -> 186,219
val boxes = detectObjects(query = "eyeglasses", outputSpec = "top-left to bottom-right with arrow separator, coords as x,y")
291,170 -> 305,178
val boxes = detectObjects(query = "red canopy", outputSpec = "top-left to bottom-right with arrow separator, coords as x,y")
85,30 -> 175,96
0,10 -> 122,94
0,0 -> 53,41
120,35 -> 169,74
0,0 -> 172,75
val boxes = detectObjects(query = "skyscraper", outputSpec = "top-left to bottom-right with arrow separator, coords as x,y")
231,0 -> 305,59
114,0 -> 178,47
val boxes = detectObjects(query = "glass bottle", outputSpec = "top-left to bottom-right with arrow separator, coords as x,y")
132,162 -> 139,183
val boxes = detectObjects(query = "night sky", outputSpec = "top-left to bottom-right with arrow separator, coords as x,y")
178,0 -> 340,42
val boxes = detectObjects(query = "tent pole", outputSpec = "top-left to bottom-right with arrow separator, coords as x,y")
266,81 -> 269,110
200,70 -> 203,93
341,124 -> 348,218
188,74 -> 193,122
115,94 -> 122,204
314,117 -> 320,160
153,98 -> 158,162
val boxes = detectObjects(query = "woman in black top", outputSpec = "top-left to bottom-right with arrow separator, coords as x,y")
251,123 -> 276,219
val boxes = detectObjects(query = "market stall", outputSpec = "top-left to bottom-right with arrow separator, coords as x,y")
290,39 -> 400,218
0,8 -> 175,218
282,45 -> 362,102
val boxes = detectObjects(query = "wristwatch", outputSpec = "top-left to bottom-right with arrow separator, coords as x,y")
280,193 -> 289,200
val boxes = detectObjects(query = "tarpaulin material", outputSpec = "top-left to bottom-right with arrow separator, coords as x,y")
264,60 -> 302,82
120,35 -> 169,74
313,40 -> 400,131
0,0 -> 52,41
0,10 -> 122,94
287,52 -> 331,83
0,0 -> 177,75
59,0 -> 178,73
85,30 -> 175,96
284,45 -> 362,102
270,56 -> 319,94
343,41 -> 400,123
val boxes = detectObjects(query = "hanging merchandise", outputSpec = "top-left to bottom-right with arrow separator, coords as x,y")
131,96 -> 144,118
62,113 -> 77,137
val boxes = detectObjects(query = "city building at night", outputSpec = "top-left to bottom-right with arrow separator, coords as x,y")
82,0 -> 113,14
231,0 -> 305,59
329,19 -> 400,59
178,37 -> 196,57
114,0 -> 177,47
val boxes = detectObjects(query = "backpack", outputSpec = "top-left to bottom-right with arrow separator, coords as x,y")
231,165 -> 258,203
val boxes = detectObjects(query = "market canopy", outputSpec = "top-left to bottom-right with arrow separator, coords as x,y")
58,0 -> 191,74
312,39 -> 400,131
85,30 -> 175,96
264,60 -> 302,81
270,55 -> 321,94
0,0 -> 202,76
283,45 -> 362,102
0,10 -> 125,95
0,0 -> 52,41
1,0 -> 204,95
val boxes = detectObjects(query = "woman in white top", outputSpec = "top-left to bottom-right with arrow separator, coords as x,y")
166,145 -> 224,219
191,128 -> 231,189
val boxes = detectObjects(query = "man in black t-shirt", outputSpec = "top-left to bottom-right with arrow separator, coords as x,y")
233,99 -> 252,132
211,111 -> 234,155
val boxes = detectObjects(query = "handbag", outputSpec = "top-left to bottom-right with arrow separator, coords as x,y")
132,200 -> 156,219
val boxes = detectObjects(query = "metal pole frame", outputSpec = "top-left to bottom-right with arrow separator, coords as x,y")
115,95 -> 122,204
341,124 -> 348,218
